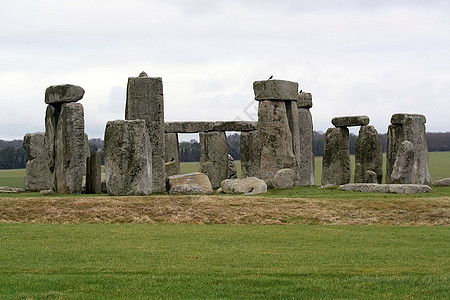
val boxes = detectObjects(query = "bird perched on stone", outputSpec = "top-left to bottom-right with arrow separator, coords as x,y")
299,90 -> 302,93
268,75 -> 273,80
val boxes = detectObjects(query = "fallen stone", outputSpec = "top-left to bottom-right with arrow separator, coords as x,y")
432,178 -> 450,186
388,184 -> 432,194
45,84 -> 85,105
331,116 -> 370,127
297,92 -> 312,108
338,183 -> 431,194
272,168 -> 295,189
169,184 -> 206,195
221,177 -> 267,195
253,80 -> 299,101
39,189 -> 55,196
0,186 -> 24,193
167,172 -> 213,194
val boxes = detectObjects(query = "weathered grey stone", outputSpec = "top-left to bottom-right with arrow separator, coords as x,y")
45,105 -> 57,190
86,151 -> 102,194
297,107 -> 315,186
432,178 -> 450,186
354,125 -> 383,184
45,84 -> 85,105
23,132 -> 53,192
387,113 -> 431,185
331,116 -> 370,127
338,183 -> 431,194
257,100 -> 295,187
167,172 -> 213,194
221,177 -> 267,195
365,170 -> 378,184
272,168 -> 295,189
253,80 -> 299,101
199,131 -> 228,188
286,100 -> 302,186
125,72 -> 166,193
213,121 -> 258,132
169,184 -> 205,195
240,130 -> 261,178
0,186 -> 23,193
321,127 -> 351,185
297,92 -> 312,108
164,133 -> 180,176
391,140 -> 415,184
104,120 -> 152,196
165,122 -> 214,133
54,102 -> 86,194
227,154 -> 238,179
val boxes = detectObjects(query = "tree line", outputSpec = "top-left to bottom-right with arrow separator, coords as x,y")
0,131 -> 449,168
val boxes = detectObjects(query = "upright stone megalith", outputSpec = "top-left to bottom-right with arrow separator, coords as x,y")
126,71 -> 166,192
321,127 -> 351,185
354,125 -> 383,184
386,114 -> 431,185
23,132 -> 53,191
104,120 -> 152,196
297,92 -> 315,186
164,133 -> 180,176
199,131 -> 228,188
254,79 -> 297,187
86,151 -> 102,194
240,130 -> 261,178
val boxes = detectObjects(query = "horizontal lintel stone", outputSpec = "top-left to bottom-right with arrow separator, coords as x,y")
390,113 -> 426,125
165,121 -> 257,133
332,115 -> 370,127
253,80 -> 299,101
45,84 -> 85,105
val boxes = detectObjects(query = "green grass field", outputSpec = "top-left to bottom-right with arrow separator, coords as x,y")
0,224 -> 448,299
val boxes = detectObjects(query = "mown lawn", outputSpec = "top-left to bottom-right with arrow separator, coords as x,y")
0,224 -> 448,299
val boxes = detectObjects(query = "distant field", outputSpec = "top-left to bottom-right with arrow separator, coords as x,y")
1,151 -> 449,188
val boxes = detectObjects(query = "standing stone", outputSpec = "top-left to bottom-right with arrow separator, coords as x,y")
104,120 -> 152,196
386,114 -> 431,185
45,105 -> 57,190
240,130 -> 261,178
86,151 -> 102,194
321,127 -> 351,186
390,140 -> 415,184
164,133 -> 180,176
125,72 -> 166,192
286,100 -> 302,186
272,168 -> 295,189
23,132 -> 53,191
54,102 -> 86,194
227,154 -> 238,179
297,92 -> 315,186
354,125 -> 383,184
199,131 -> 228,188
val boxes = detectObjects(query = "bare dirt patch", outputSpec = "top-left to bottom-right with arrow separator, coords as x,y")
0,195 -> 449,225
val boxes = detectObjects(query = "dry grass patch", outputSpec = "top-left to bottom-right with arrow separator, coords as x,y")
0,195 -> 449,225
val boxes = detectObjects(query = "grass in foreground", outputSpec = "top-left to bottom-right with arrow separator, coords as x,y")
0,224 -> 448,299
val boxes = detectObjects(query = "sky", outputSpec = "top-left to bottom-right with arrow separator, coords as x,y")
1,0 -> 450,141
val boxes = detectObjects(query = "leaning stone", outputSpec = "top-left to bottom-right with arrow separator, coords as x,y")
388,184 -> 432,194
167,172 -> 213,194
240,130 -> 261,178
253,80 -> 299,101
321,127 -> 351,185
126,72 -> 166,193
169,184 -> 205,195
227,154 -> 238,179
432,178 -> 450,187
165,122 -> 215,133
272,168 -> 295,189
199,131 -> 228,188
354,125 -> 383,184
23,132 -> 53,191
297,92 -> 312,108
104,120 -> 152,196
331,116 -> 370,127
221,177 -> 267,195
45,84 -> 85,105
213,121 -> 258,132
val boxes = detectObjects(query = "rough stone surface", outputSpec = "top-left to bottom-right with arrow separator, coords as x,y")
432,178 -> 450,186
272,168 -> 295,189
297,92 -> 312,108
286,100 -> 302,186
199,131 -> 228,188
240,130 -> 261,178
23,132 -> 53,192
297,107 -> 315,186
54,102 -> 86,194
164,133 -> 180,176
165,122 -> 214,133
390,140 -> 415,184
0,186 -> 24,193
213,121 -> 258,132
365,170 -> 378,183
321,127 -> 351,185
258,100 -> 295,187
45,105 -> 57,190
169,184 -> 205,195
253,80 -> 299,101
86,151 -> 102,194
125,73 -> 166,192
338,183 -> 431,194
167,172 -> 213,194
45,84 -> 85,105
354,125 -> 383,184
331,116 -> 370,127
220,177 -> 267,195
227,154 -> 238,179
104,120 -> 152,196
386,114 -> 431,185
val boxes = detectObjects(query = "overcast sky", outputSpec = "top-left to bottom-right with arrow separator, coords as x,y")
1,0 -> 450,140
